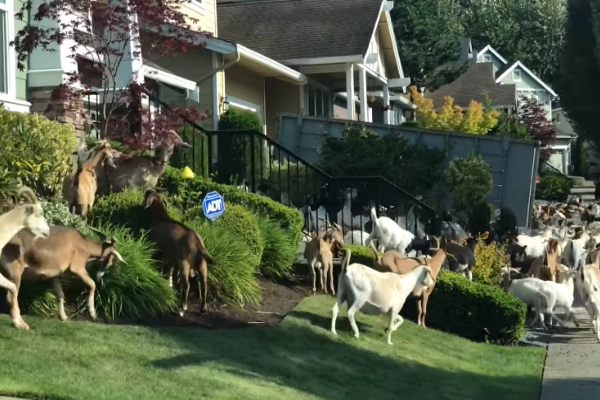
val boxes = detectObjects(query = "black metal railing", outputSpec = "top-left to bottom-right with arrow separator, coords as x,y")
538,160 -> 565,177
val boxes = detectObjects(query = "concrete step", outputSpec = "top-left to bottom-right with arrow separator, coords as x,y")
571,186 -> 595,194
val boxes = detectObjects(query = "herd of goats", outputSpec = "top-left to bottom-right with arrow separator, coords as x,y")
1,134 -> 600,347
302,197 -> 600,345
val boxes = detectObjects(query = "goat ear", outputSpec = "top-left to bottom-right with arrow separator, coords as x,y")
144,193 -> 155,209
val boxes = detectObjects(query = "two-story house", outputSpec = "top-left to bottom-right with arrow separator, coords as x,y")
429,38 -> 573,174
22,0 -> 413,142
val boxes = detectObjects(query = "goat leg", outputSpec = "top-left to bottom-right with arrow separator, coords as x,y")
197,258 -> 208,314
347,302 -> 364,339
52,278 -> 69,322
309,261 -> 317,295
329,262 -> 335,296
179,261 -> 191,317
321,267 -> 327,294
0,273 -> 28,330
72,268 -> 98,320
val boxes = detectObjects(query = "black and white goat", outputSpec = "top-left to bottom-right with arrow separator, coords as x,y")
443,237 -> 477,281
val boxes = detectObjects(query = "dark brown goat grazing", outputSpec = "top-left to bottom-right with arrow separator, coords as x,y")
143,189 -> 213,315
0,226 -> 126,327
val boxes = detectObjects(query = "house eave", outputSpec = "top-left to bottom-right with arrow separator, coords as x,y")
279,55 -> 364,66
236,44 -> 307,84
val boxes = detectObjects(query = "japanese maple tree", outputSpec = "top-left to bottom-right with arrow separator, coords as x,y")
11,0 -> 210,150
409,86 -> 499,134
517,96 -> 557,157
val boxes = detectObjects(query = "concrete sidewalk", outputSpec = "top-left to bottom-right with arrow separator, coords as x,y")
523,306 -> 600,399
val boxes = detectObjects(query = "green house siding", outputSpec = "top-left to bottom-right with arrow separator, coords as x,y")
14,0 -> 27,102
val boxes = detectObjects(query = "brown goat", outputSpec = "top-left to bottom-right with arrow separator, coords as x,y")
303,223 -> 344,295
369,241 -> 424,274
108,136 -> 190,193
414,248 -> 449,328
64,144 -> 115,217
528,239 -> 560,282
143,189 -> 213,315
0,226 -> 126,326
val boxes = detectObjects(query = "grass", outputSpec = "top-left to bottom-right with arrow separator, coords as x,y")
0,296 -> 544,400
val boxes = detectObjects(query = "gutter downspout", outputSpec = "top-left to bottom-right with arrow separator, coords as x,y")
194,52 -> 241,86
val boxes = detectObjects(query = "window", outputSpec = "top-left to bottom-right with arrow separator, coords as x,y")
0,0 -> 12,96
305,84 -> 331,117
512,69 -> 522,82
482,54 -> 492,63
187,0 -> 205,14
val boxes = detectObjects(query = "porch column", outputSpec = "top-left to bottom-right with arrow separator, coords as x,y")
383,84 -> 391,124
358,67 -> 368,122
562,149 -> 568,174
345,63 -> 356,120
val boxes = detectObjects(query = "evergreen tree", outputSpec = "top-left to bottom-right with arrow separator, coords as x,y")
555,0 -> 600,148
391,0 -> 466,90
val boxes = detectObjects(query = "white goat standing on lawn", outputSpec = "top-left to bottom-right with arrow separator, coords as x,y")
331,249 -> 436,345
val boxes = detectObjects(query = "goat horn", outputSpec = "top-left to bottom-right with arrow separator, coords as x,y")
88,226 -> 108,241
17,186 -> 38,204
111,248 -> 127,264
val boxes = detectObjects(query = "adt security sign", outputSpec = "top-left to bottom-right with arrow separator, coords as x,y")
202,191 -> 225,221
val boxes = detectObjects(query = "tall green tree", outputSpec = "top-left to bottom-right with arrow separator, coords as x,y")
391,0 -> 466,90
460,0 -> 566,83
555,0 -> 600,149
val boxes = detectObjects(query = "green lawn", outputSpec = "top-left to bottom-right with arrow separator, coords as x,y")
0,296 -> 544,400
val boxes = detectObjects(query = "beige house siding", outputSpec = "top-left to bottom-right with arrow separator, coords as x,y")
182,0 -> 217,35
154,49 -> 216,130
225,64 -> 266,132
265,78 -> 301,140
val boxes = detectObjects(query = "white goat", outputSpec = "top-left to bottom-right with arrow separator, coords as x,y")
343,230 -> 370,246
336,187 -> 369,231
365,207 -> 414,254
515,233 -> 548,259
574,259 -> 600,343
307,205 -> 331,232
331,249 -> 435,345
503,268 -> 578,330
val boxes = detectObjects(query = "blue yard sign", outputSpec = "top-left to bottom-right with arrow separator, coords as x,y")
202,191 -> 225,221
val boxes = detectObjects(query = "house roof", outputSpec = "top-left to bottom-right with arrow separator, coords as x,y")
552,108 -> 577,138
494,61 -> 517,80
426,63 -> 516,109
495,61 -> 558,97
217,0 -> 383,62
477,45 -> 508,64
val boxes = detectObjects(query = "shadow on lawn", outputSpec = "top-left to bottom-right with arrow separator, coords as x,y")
150,310 -> 542,400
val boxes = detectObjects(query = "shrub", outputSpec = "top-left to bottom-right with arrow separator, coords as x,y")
472,232 -> 509,287
89,189 -> 183,235
213,203 -> 264,267
159,167 -> 304,245
318,124 -> 446,196
536,174 -> 572,201
81,223 -> 177,320
216,108 -> 267,186
342,245 -> 525,345
444,152 -> 493,223
340,245 -> 376,266
258,218 -> 296,278
0,106 -> 77,195
38,197 -> 89,231
187,219 -> 261,306
265,159 -> 326,207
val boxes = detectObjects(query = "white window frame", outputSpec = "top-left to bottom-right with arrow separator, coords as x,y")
186,0 -> 206,15
305,83 -> 332,117
482,54 -> 492,63
227,95 -> 263,123
0,0 -> 30,112
512,69 -> 522,82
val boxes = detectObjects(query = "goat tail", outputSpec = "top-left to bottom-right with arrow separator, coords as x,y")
341,248 -> 351,274
194,232 -> 214,264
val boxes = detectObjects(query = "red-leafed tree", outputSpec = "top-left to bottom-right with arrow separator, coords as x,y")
517,95 -> 557,158
11,0 -> 210,150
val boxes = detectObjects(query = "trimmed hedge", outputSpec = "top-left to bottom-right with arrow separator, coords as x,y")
258,218 -> 296,278
536,174 -> 573,202
89,189 -> 184,234
159,166 -> 304,245
215,203 -> 264,267
341,245 -> 526,345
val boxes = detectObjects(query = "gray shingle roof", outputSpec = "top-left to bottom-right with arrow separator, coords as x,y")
495,61 -> 517,80
217,0 -> 383,62
427,63 -> 516,109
